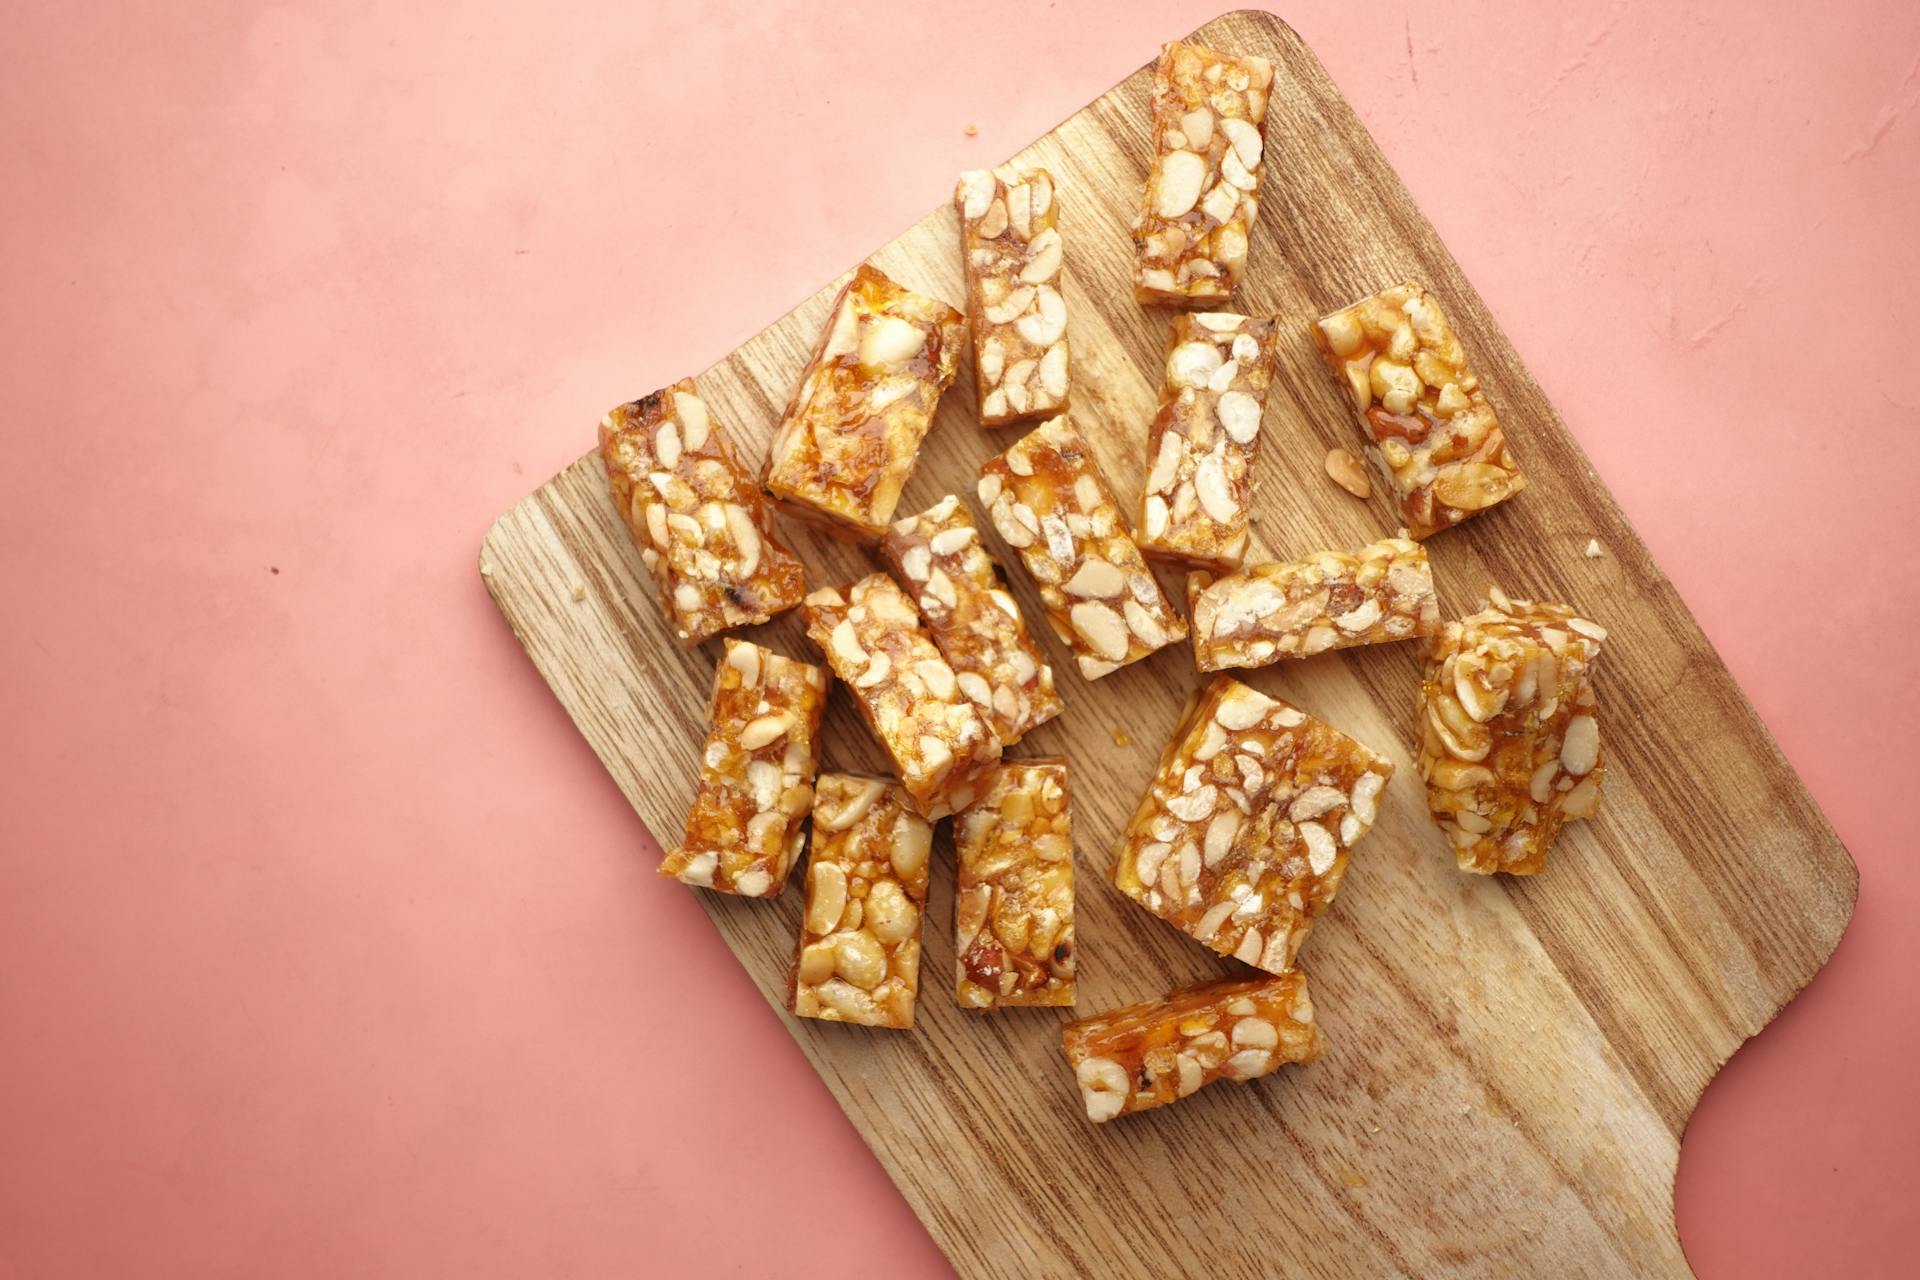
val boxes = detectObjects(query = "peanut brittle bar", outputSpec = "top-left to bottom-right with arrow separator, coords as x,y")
1186,537 -> 1440,671
599,380 -> 806,645
1421,587 -> 1605,875
1115,676 -> 1393,972
1061,971 -> 1321,1122
660,640 -> 828,896
801,574 -> 1001,819
1313,282 -> 1526,538
764,263 -> 966,541
879,495 -> 1062,745
977,416 -> 1187,681
788,774 -> 933,1029
1132,40 -> 1274,304
955,167 -> 1070,428
954,760 -> 1076,1010
1136,312 -> 1279,571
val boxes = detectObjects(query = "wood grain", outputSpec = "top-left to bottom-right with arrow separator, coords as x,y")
479,12 -> 1856,1277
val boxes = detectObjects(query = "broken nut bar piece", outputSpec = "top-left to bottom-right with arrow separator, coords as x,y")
955,167 -> 1070,428
660,640 -> 828,896
1132,41 -> 1274,304
1313,282 -> 1526,538
1115,676 -> 1393,972
879,495 -> 1063,746
599,380 -> 807,645
1136,312 -> 1280,571
1186,536 -> 1441,671
978,416 -> 1187,681
801,574 -> 1002,819
1061,970 -> 1321,1122
788,774 -> 933,1029
954,760 -> 1076,1010
1420,586 -> 1605,875
764,264 -> 967,541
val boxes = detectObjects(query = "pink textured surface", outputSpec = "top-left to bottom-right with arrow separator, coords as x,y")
1,2 -> 1914,1276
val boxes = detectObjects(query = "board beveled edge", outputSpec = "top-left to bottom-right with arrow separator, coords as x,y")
478,7 -> 1859,1276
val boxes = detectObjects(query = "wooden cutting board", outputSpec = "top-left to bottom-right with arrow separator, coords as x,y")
480,11 -> 1856,1277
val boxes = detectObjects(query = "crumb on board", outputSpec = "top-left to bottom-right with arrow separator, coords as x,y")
1337,1168 -> 1369,1189
1112,727 -> 1133,747
1367,1122 -> 1381,1134
480,562 -> 494,577
1585,538 -> 1604,559
570,581 -> 587,602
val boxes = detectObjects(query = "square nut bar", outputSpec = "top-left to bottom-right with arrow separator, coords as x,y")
1313,282 -> 1526,539
788,774 -> 933,1029
1187,537 -> 1441,672
879,495 -> 1063,746
977,416 -> 1187,681
1115,676 -> 1393,973
955,167 -> 1070,428
599,380 -> 807,645
801,574 -> 1002,819
954,760 -> 1076,1010
1136,312 -> 1280,572
1061,972 -> 1321,1122
660,640 -> 828,896
764,263 -> 966,541
1132,41 -> 1274,304
1421,587 -> 1605,875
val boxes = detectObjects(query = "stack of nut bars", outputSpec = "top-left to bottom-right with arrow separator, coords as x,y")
592,36 -> 1607,1125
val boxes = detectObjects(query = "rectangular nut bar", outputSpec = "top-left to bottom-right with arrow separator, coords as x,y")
1313,282 -> 1526,539
1420,586 -> 1605,875
954,760 -> 1076,1010
801,574 -> 1002,819
1132,41 -> 1274,304
1061,971 -> 1320,1122
764,263 -> 967,541
660,640 -> 828,896
1187,537 -> 1441,671
880,495 -> 1063,745
977,416 -> 1187,681
955,167 -> 1070,428
1115,676 -> 1393,972
1136,312 -> 1280,571
788,774 -> 933,1029
599,379 -> 807,645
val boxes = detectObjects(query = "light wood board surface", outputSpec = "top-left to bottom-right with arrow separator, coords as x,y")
480,11 -> 1856,1277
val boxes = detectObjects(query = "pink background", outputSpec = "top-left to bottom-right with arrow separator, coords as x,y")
3,2 -> 1914,1276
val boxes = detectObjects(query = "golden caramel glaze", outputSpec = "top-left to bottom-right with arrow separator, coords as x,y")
1061,970 -> 1320,1122
765,264 -> 966,541
1115,676 -> 1393,973
954,760 -> 1076,1009
599,379 -> 806,645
